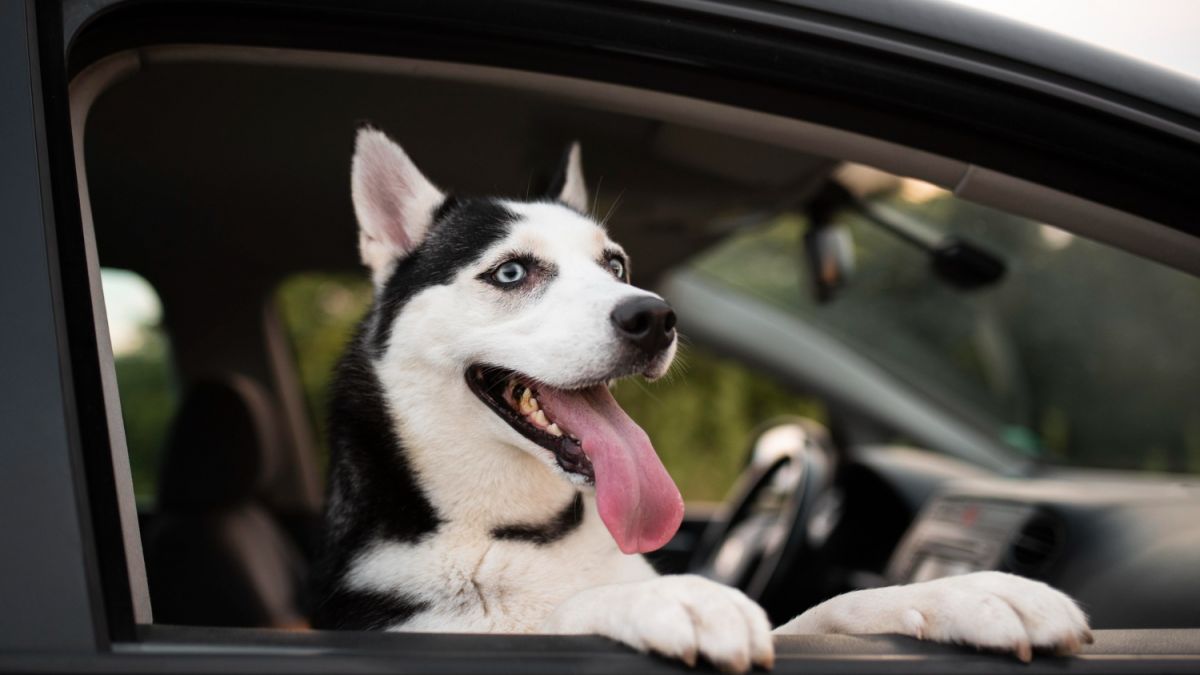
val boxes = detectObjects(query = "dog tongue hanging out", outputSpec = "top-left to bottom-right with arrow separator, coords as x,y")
468,367 -> 685,554
312,128 -> 1091,673
533,382 -> 683,553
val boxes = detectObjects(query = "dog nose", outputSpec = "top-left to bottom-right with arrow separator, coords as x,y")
611,297 -> 677,355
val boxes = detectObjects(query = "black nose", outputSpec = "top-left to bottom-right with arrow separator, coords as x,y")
611,296 -> 677,355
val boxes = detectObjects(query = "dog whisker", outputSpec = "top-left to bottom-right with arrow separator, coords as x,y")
599,189 -> 625,228
591,175 -> 605,220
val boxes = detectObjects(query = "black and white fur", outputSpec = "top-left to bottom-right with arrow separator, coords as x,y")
311,129 -> 1092,671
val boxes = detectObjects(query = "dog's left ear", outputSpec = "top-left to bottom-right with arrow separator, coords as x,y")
548,141 -> 589,213
351,127 -> 445,286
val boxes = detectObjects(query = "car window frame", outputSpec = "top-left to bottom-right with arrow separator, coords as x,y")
21,0 -> 1200,668
1,0 -> 128,652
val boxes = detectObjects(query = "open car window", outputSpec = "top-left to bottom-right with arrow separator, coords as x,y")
14,0 -> 1196,668
101,268 -> 179,507
689,169 -> 1200,474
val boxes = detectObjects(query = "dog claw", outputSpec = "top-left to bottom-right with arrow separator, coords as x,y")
1015,642 -> 1033,663
1055,634 -> 1082,656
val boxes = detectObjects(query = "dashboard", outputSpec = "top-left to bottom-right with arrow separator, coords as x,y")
857,447 -> 1200,630
887,496 -> 1054,584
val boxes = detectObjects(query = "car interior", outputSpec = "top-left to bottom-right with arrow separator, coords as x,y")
75,43 -> 1200,647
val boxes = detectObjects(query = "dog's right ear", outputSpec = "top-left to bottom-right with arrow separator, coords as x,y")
351,128 -> 444,286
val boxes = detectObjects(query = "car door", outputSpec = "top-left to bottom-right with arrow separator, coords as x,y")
3,0 -> 1199,673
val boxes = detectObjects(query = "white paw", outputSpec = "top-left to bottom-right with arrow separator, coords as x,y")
780,571 -> 1092,661
544,575 -> 774,673
931,572 -> 1092,659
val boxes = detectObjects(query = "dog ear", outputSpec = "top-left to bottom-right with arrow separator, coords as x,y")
549,141 -> 588,213
351,127 -> 444,285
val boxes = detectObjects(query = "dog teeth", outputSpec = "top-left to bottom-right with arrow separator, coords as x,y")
519,388 -> 539,415
509,379 -> 562,436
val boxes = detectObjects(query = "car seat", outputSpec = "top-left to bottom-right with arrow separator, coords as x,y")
142,376 -> 309,628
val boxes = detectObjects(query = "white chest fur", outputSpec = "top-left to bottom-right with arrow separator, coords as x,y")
344,496 -> 658,632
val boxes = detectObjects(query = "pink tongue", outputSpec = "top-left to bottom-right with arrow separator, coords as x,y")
537,385 -> 684,554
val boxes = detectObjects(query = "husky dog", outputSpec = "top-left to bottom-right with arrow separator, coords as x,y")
311,128 -> 1093,671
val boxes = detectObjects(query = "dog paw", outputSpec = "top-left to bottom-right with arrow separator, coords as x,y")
779,571 -> 1091,661
917,572 -> 1093,660
543,575 -> 774,672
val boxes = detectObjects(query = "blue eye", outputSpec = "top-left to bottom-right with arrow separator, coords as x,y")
493,261 -> 527,285
607,257 -> 626,279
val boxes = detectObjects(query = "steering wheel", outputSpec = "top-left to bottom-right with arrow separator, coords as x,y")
688,417 -> 839,619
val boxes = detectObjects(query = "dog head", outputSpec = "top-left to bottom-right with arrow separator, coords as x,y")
350,128 -> 683,553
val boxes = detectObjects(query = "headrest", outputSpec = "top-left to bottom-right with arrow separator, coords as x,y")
157,376 -> 282,511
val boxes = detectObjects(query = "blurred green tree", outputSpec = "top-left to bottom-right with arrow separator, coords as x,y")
113,332 -> 177,504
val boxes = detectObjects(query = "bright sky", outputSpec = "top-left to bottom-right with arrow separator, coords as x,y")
102,269 -> 162,356
946,0 -> 1200,79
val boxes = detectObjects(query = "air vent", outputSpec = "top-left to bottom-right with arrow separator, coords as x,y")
1004,514 -> 1062,576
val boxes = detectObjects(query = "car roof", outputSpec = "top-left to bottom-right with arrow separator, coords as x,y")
66,0 -> 1200,133
668,0 -> 1200,137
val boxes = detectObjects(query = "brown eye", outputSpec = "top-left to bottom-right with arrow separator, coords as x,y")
607,257 -> 626,279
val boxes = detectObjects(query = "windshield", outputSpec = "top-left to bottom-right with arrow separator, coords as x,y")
689,168 -> 1200,473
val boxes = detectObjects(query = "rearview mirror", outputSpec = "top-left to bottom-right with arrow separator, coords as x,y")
803,180 -> 1005,302
804,223 -> 855,303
